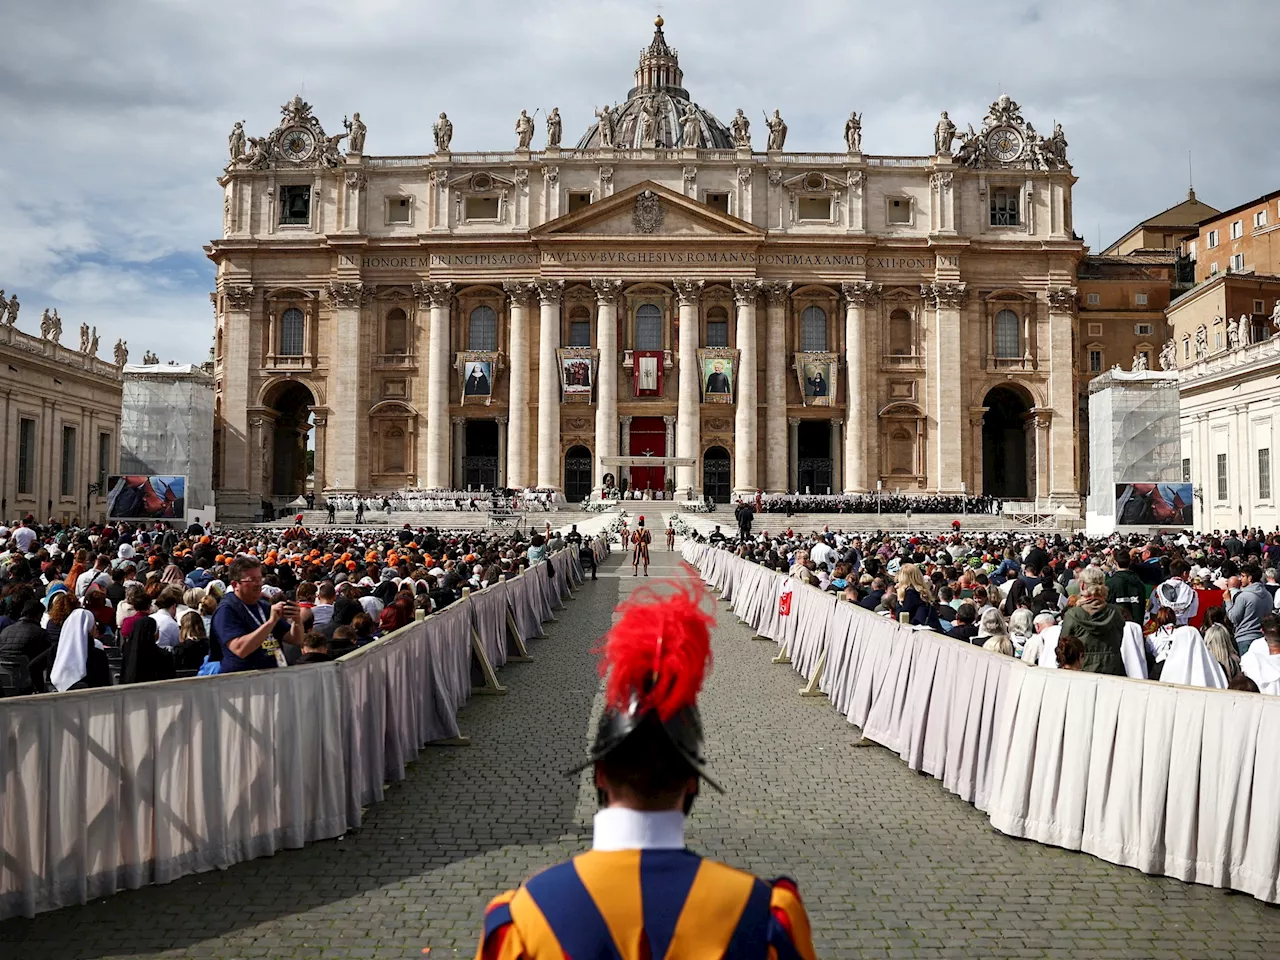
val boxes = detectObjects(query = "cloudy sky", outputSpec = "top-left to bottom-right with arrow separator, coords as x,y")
2,0 -> 1278,364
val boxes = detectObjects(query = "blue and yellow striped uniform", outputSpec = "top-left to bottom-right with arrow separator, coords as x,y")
476,848 -> 816,960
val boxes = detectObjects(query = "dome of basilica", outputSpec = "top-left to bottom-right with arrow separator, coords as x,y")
575,17 -> 734,151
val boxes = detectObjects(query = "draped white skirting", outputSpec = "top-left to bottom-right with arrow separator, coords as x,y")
683,542 -> 1280,906
0,539 -> 607,920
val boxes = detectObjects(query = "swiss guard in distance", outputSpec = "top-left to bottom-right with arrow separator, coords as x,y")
475,578 -> 817,960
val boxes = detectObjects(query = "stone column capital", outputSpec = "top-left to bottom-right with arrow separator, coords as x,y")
763,281 -> 792,307
503,280 -> 537,306
663,415 -> 677,426
731,279 -> 763,306
921,281 -> 968,310
496,416 -> 509,425
328,281 -> 370,309
1047,286 -> 1078,313
534,279 -> 565,304
413,280 -> 454,308
590,278 -> 623,302
841,280 -> 882,306
222,284 -> 255,312
452,416 -> 466,426
830,418 -> 844,427
620,415 -> 633,426
788,417 -> 801,427
673,279 -> 704,305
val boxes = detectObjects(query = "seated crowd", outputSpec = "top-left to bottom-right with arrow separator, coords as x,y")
696,525 -> 1280,695
0,517 -> 581,696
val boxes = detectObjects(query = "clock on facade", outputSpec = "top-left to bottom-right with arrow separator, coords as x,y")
985,127 -> 1023,163
280,127 -> 316,162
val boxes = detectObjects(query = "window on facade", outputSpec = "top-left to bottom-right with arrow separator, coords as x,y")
278,185 -> 311,225
568,306 -> 591,347
279,307 -> 305,356
1140,349 -> 1151,368
17,418 -> 34,495
1135,293 -> 1149,306
465,196 -> 500,220
1217,452 -> 1228,501
1183,337 -> 1190,359
1210,262 -> 1219,275
1182,458 -> 1191,483
886,197 -> 911,224
98,432 -> 111,491
1256,210 -> 1268,229
704,193 -> 729,214
1188,240 -> 1197,259
1207,229 -> 1219,248
568,192 -> 592,214
888,309 -> 913,356
994,308 -> 1021,358
1135,323 -> 1154,336
1088,349 -> 1103,373
798,197 -> 832,220
382,427 -> 406,473
634,303 -> 662,350
1215,331 -> 1224,351
387,197 -> 411,224
1231,220 -> 1244,240
1087,321 -> 1103,336
1086,293 -> 1101,306
384,308 -> 408,354
1261,448 -> 1273,500
1231,253 -> 1245,272
705,306 -> 729,347
990,189 -> 1019,226
800,305 -> 828,352
60,425 -> 76,498
468,305 -> 497,351
888,427 -> 915,475
1255,299 -> 1266,314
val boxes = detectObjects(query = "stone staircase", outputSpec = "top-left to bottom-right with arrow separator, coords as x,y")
256,507 -> 605,533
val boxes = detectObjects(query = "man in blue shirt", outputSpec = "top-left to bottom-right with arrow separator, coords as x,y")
212,556 -> 303,671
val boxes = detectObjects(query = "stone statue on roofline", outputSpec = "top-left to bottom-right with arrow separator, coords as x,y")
515,109 -> 535,150
844,111 -> 862,153
1227,315 -> 1241,349
764,109 -> 787,151
594,104 -> 616,147
934,111 -> 956,155
344,112 -> 366,154
113,339 -> 128,366
433,112 -> 453,152
730,108 -> 750,149
545,107 -> 562,148
1131,351 -> 1148,372
1159,339 -> 1176,371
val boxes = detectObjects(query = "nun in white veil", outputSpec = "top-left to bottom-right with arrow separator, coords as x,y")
50,608 -> 110,692
1158,620 -> 1227,689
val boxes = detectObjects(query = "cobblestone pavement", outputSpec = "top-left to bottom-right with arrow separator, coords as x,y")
3,536 -> 1279,959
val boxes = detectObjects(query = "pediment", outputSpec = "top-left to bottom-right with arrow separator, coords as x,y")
532,181 -> 764,240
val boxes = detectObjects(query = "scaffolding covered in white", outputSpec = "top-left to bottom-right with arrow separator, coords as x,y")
120,364 -> 215,520
1086,369 -> 1182,533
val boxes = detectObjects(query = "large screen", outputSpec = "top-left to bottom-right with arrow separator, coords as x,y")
106,475 -> 186,520
1115,482 -> 1193,527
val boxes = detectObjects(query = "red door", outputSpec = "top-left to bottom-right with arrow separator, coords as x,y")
629,417 -> 666,492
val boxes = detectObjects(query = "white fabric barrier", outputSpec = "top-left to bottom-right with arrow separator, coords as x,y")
683,541 -> 1280,905
0,548 -> 589,920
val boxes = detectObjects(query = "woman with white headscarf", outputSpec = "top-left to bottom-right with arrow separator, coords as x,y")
1153,607 -> 1227,689
50,608 -> 112,692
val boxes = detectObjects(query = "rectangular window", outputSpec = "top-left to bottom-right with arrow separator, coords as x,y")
798,196 -> 832,220
1255,299 -> 1266,314
1217,452 -> 1228,501
1255,210 -> 1268,229
465,195 -> 500,220
1231,253 -> 1245,272
706,321 -> 729,347
1261,448 -> 1272,500
278,185 -> 311,225
1215,332 -> 1224,350
1182,458 -> 1191,483
17,418 -> 34,495
1135,323 -> 1154,336
1135,292 -> 1148,306
98,432 -> 111,491
703,192 -> 729,214
1210,262 -> 1219,275
568,321 -> 591,347
1188,240 -> 1197,259
1183,338 -> 1190,359
989,189 -> 1019,226
1207,230 -> 1219,248
60,425 -> 76,498
1088,349 -> 1102,373
886,197 -> 911,224
1231,220 -> 1244,240
567,191 -> 592,214
1086,293 -> 1101,306
386,197 -> 411,223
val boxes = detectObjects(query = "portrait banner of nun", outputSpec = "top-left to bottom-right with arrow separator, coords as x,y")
457,351 -> 500,405
697,348 -> 738,403
794,352 -> 839,407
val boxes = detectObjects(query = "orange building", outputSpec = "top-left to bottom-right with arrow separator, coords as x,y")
1186,189 -> 1280,282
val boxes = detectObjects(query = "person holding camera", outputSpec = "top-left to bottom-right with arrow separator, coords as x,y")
211,556 -> 304,671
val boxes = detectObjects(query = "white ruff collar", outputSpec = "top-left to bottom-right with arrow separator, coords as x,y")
592,808 -> 686,851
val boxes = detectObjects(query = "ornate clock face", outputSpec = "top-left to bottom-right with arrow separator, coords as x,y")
280,126 -> 316,161
985,127 -> 1023,163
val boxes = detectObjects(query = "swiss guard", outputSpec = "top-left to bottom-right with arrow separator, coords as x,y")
475,579 -> 817,960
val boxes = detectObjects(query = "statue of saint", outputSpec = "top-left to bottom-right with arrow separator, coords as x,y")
679,103 -> 702,148
6,294 -> 18,327
89,327 -> 99,356
40,308 -> 52,339
79,322 -> 90,353
1272,299 -> 1280,331
594,105 -> 615,147
1227,315 -> 1241,349
639,98 -> 657,147
515,109 -> 535,150
764,109 -> 787,151
113,339 -> 129,367
345,112 -> 366,153
1131,351 -> 1148,372
545,107 -> 562,148
143,350 -> 159,365
49,310 -> 61,343
433,112 -> 453,152
934,111 -> 957,155
228,120 -> 246,162
1195,324 -> 1208,358
844,111 -> 862,153
730,108 -> 751,149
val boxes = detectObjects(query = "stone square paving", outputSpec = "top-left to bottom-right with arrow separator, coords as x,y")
2,536 -> 1278,958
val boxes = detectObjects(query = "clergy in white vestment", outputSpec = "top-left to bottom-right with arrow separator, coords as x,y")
1020,612 -> 1056,666
1035,622 -> 1062,668
1120,619 -> 1148,679
1240,614 -> 1280,694
1158,622 -> 1227,689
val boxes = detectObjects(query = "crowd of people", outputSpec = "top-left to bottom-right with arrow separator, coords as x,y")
0,515 -> 595,696
693,523 -> 1280,694
262,489 -> 562,523
746,492 -> 1004,515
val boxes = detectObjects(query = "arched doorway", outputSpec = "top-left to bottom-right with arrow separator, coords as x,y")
265,381 -> 316,499
703,446 -> 731,503
982,386 -> 1030,499
564,445 -> 593,502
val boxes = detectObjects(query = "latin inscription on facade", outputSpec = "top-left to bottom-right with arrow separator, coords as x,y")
340,251 -> 959,271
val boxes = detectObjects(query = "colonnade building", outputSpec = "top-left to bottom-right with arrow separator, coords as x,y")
208,17 -> 1085,520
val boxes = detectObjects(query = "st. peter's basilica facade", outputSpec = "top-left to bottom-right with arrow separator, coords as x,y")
208,17 -> 1083,520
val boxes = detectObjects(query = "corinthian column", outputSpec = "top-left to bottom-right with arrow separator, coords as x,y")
674,279 -> 704,498
416,281 -> 453,489
841,281 -> 880,493
1046,287 -> 1078,501
535,279 -> 564,490
923,281 -> 967,492
732,279 -> 761,497
763,281 -> 791,493
503,281 -> 533,487
591,278 -> 622,497
328,280 -> 368,491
